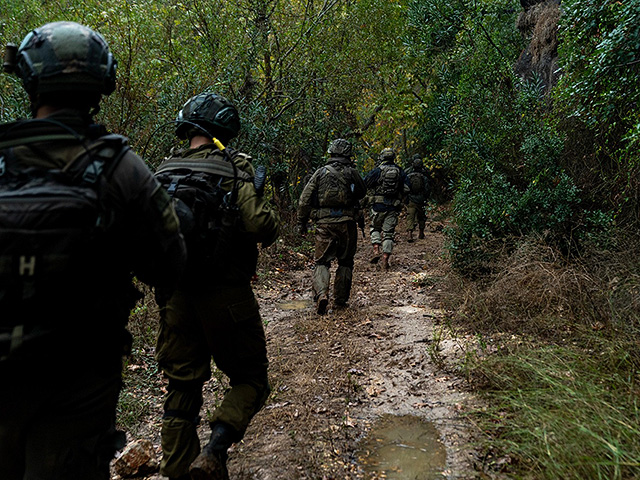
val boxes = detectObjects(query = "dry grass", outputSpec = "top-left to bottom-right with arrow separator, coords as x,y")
530,2 -> 561,64
441,233 -> 640,341
440,231 -> 640,478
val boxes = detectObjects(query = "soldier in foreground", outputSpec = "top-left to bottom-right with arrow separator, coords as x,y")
0,21 -> 186,479
297,139 -> 367,314
364,148 -> 409,270
154,92 -> 279,480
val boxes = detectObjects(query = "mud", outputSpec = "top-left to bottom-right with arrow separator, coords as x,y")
113,214 -> 484,479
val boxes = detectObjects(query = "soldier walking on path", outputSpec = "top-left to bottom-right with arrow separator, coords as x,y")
153,93 -> 279,480
364,148 -> 409,270
297,139 -> 367,314
405,154 -> 430,242
0,22 -> 187,480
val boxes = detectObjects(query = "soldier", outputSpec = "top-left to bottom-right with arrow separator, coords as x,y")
297,139 -> 367,314
0,21 -> 187,480
405,154 -> 430,242
364,148 -> 409,270
154,92 -> 279,480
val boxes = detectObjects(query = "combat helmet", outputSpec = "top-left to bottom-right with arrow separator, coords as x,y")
9,21 -> 116,101
327,138 -> 353,157
379,148 -> 396,163
412,156 -> 423,170
175,93 -> 240,143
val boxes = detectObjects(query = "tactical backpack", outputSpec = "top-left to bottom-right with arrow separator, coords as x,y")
379,163 -> 401,197
317,163 -> 352,208
0,128 -> 129,323
408,171 -> 426,195
154,150 -> 253,279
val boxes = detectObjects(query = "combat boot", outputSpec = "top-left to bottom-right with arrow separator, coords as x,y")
407,230 -> 414,243
418,228 -> 425,240
317,294 -> 329,315
370,244 -> 381,264
189,423 -> 235,480
381,253 -> 390,270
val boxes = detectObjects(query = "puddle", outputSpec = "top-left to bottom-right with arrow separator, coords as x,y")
358,414 -> 447,479
277,299 -> 313,310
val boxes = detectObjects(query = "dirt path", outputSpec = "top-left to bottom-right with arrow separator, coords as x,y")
117,216 -> 482,479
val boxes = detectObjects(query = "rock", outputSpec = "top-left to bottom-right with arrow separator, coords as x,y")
113,439 -> 159,478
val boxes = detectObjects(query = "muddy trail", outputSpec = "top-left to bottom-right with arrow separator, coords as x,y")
114,215 -> 484,480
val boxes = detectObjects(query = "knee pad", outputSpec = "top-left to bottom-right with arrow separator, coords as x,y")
163,378 -> 204,425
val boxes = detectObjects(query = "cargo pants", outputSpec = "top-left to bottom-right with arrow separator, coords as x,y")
0,354 -> 124,480
369,209 -> 399,254
406,201 -> 426,233
312,221 -> 358,306
155,284 -> 270,478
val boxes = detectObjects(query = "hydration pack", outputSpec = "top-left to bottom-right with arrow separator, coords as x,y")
154,150 -> 253,280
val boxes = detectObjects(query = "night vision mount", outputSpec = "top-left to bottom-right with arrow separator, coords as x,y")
3,44 -> 18,74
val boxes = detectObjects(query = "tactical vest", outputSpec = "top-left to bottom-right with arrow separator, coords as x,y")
407,170 -> 428,204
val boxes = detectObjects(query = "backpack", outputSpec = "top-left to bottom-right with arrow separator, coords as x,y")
407,171 -> 426,196
154,151 -> 253,279
379,163 -> 401,197
316,163 -> 352,208
0,132 -> 129,315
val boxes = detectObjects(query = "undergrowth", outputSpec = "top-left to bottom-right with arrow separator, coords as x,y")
473,344 -> 640,479
440,233 -> 640,479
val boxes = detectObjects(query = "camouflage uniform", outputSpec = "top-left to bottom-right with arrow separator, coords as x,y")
297,140 -> 366,313
0,22 -> 187,480
405,157 -> 430,240
364,149 -> 409,267
156,144 -> 279,479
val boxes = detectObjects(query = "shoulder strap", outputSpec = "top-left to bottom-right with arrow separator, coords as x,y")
156,155 -> 253,182
324,164 -> 349,188
63,134 -> 130,184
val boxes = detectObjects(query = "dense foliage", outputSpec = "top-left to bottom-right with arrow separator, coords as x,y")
0,0 -> 410,208
402,0 -> 639,270
2,1 -> 637,252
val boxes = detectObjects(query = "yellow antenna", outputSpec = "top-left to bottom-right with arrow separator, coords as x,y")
212,137 -> 225,151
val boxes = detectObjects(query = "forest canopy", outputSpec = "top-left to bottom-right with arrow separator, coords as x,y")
1,0 -> 639,268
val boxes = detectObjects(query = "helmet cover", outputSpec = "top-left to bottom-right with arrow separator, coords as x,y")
175,92 -> 240,142
327,138 -> 353,157
379,148 -> 396,163
15,21 -> 116,97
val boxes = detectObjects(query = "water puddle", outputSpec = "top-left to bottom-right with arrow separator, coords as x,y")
358,414 -> 447,479
277,299 -> 313,310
